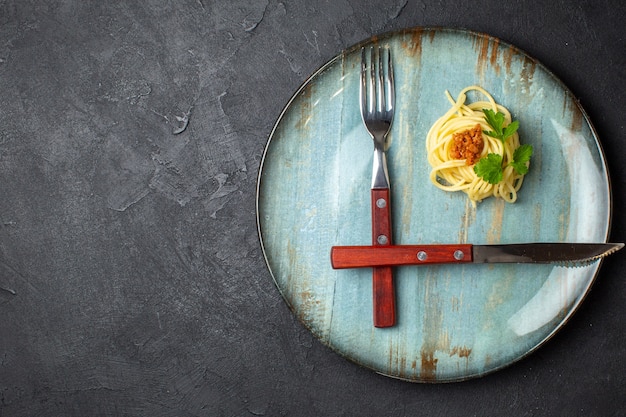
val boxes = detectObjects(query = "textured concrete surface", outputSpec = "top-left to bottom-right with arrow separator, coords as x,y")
0,1 -> 625,415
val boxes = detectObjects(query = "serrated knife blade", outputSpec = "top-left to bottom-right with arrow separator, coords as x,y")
330,243 -> 624,269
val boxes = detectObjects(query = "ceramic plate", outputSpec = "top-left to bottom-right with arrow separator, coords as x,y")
256,28 -> 611,382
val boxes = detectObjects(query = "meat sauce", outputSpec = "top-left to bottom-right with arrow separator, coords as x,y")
449,124 -> 484,165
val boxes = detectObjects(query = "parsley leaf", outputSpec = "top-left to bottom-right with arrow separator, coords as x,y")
502,120 -> 519,140
482,109 -> 519,143
473,153 -> 503,184
509,144 -> 533,175
473,108 -> 531,186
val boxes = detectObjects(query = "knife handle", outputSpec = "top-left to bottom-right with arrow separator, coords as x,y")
371,188 -> 395,328
331,244 -> 474,268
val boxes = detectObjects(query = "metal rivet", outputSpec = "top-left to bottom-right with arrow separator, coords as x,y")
453,250 -> 465,260
417,251 -> 427,261
377,235 -> 388,245
376,198 -> 386,208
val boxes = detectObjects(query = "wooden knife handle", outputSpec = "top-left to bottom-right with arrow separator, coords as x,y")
371,188 -> 395,328
330,244 -> 474,268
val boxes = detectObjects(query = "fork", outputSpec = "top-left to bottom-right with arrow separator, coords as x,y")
360,46 -> 396,327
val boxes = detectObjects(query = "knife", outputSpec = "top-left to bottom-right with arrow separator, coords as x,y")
330,242 -> 624,269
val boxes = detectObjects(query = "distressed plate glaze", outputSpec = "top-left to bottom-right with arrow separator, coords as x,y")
256,28 -> 611,382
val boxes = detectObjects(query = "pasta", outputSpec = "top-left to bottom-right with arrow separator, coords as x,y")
426,86 -> 528,204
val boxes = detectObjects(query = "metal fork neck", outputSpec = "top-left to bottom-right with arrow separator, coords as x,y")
372,143 -> 390,189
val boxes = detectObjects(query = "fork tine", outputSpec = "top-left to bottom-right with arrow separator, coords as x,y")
385,48 -> 394,115
360,48 -> 367,118
376,47 -> 385,115
368,47 -> 376,115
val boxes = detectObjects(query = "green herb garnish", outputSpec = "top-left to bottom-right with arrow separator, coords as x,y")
473,153 -> 504,185
473,111 -> 533,184
482,109 -> 519,143
509,144 -> 533,175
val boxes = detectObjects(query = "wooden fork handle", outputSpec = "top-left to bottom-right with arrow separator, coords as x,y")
371,188 -> 395,328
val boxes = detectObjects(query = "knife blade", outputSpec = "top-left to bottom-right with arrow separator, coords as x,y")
330,243 -> 624,269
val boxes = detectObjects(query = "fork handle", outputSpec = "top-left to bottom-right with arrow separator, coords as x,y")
371,188 -> 395,328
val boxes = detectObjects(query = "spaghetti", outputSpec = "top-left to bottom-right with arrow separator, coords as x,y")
426,86 -> 528,204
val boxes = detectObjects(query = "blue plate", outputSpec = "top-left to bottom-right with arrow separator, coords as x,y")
256,28 -> 612,382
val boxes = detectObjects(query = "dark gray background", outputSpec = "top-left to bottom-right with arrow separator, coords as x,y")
1,1 -> 625,416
